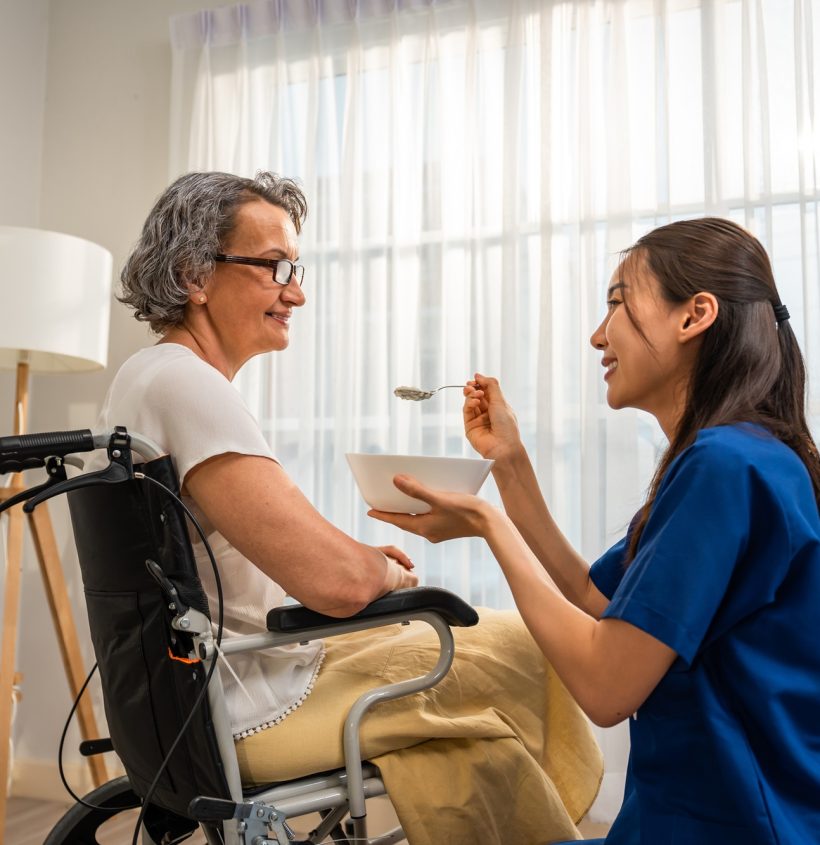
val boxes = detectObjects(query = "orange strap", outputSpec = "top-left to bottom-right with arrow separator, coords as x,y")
167,647 -> 200,665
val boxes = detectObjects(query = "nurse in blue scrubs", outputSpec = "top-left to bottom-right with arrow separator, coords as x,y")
371,217 -> 820,844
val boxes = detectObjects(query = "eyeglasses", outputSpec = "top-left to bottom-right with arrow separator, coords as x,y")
215,253 -> 305,287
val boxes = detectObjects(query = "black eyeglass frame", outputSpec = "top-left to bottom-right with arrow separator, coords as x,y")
214,253 -> 305,287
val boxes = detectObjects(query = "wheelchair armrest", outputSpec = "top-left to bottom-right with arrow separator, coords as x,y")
266,586 -> 478,633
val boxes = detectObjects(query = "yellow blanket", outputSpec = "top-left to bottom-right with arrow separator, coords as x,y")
237,609 -> 603,844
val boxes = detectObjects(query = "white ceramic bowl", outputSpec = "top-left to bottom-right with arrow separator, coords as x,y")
345,453 -> 494,514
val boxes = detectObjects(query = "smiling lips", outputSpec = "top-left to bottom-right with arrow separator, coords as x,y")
267,311 -> 291,325
602,357 -> 618,380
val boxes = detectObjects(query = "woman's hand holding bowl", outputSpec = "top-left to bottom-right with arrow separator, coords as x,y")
368,474 -> 493,543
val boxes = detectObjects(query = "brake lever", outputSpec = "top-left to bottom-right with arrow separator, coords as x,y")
23,461 -> 132,512
0,456 -> 69,516
22,427 -> 135,513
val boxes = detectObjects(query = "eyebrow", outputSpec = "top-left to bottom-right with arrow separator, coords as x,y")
259,247 -> 299,261
607,281 -> 627,298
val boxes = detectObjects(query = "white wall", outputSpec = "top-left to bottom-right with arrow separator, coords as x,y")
1,0 -> 230,797
0,0 -> 49,446
0,0 -> 51,792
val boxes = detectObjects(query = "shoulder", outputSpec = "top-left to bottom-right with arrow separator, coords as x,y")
129,344 -> 239,401
670,424 -> 802,480
135,343 -> 225,381
107,343 -> 257,435
659,424 -> 812,514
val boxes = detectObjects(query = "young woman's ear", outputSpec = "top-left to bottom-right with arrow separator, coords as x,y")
680,292 -> 718,341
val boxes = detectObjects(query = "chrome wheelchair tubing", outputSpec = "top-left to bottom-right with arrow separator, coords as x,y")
205,658 -> 246,837
205,610 -> 451,656
259,776 -> 387,818
199,610 -> 454,832
251,764 -> 381,801
90,428 -> 166,463
344,612 -> 454,820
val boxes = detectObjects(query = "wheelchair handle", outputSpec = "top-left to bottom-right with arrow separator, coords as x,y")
0,428 -> 167,476
0,429 -> 95,475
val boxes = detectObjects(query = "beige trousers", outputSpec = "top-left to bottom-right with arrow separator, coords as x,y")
236,609 -> 603,845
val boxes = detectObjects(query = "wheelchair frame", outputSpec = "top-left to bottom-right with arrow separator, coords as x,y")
0,426 -> 478,845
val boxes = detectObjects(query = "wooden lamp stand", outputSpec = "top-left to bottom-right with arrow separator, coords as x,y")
0,358 -> 108,832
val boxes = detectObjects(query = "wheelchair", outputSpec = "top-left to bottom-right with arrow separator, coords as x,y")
0,426 -> 478,844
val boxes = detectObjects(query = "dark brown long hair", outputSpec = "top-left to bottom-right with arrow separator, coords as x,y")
624,217 -> 820,561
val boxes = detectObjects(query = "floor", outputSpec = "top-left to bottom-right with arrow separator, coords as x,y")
5,795 -> 611,843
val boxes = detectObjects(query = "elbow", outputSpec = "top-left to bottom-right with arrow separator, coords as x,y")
580,695 -> 637,728
587,708 -> 629,729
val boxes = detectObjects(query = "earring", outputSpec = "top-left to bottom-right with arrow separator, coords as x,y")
199,295 -> 206,304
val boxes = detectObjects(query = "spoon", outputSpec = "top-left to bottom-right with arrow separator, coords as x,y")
393,384 -> 464,401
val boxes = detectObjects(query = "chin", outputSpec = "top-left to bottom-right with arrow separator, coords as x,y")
605,390 -> 626,411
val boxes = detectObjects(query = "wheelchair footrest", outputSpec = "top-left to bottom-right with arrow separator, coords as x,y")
189,795 -> 297,844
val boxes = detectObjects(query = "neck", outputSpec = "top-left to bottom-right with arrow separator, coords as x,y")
160,322 -> 239,381
650,378 -> 690,442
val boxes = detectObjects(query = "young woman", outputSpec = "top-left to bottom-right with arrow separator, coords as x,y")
371,218 -> 820,844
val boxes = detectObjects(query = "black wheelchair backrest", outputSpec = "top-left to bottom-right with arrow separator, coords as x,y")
67,454 -> 231,815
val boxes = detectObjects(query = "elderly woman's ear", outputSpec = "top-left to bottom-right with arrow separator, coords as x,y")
187,284 -> 208,305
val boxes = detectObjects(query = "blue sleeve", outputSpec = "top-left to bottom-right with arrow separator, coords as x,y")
602,437 -> 754,666
589,512 -> 643,600
589,536 -> 630,600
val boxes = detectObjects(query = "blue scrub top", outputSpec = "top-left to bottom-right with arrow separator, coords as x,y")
589,424 -> 820,845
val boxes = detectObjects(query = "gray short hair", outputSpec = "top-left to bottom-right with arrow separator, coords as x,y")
119,171 -> 308,334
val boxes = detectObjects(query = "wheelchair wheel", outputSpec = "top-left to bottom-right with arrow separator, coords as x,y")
44,776 -> 141,844
43,775 -> 197,844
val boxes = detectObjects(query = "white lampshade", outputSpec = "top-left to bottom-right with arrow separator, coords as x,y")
0,226 -> 112,372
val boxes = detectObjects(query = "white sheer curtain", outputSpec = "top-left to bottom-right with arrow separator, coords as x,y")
170,0 -> 820,820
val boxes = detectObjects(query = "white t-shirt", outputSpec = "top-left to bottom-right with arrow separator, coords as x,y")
97,343 -> 324,738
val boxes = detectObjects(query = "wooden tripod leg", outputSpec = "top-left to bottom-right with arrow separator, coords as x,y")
0,499 -> 26,833
27,503 -> 108,788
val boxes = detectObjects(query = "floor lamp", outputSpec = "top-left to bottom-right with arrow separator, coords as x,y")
0,226 -> 113,831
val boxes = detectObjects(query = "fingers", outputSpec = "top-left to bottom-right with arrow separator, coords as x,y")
368,509 -> 425,535
462,394 -> 483,423
383,558 -> 419,591
392,473 -> 437,505
463,378 -> 488,422
379,544 -> 414,569
472,372 -> 502,398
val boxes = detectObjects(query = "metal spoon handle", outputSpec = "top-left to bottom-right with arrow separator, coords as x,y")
393,384 -> 465,401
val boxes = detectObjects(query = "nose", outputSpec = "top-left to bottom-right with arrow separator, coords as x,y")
590,314 -> 608,350
282,274 -> 306,306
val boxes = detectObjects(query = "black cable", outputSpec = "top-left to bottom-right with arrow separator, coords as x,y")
56,661 -> 138,811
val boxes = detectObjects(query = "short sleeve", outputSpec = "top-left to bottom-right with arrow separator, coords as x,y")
590,511 -> 643,600
139,353 -> 276,482
589,536 -> 630,600
602,436 -> 755,666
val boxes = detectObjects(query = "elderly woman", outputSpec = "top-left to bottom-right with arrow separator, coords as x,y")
100,171 -> 602,845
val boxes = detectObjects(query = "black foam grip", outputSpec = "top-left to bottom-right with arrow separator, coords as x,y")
0,429 -> 95,474
267,586 -> 479,632
187,796 -> 239,821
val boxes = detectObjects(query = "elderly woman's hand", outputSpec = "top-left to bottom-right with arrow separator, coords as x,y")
371,544 -> 418,591
368,474 -> 494,543
374,544 -> 414,570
